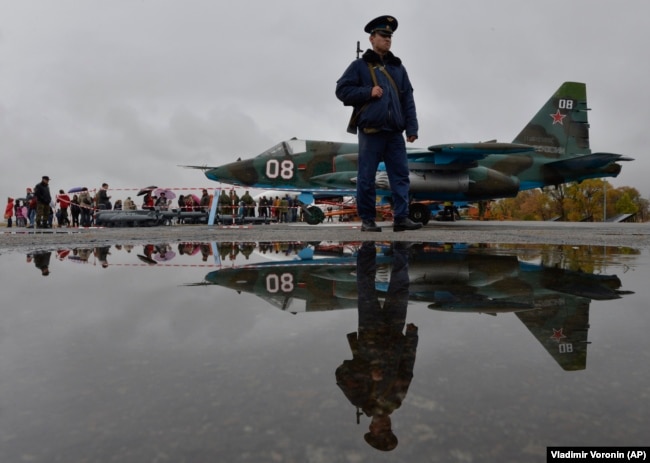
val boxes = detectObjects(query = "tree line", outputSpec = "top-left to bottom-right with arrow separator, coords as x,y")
487,180 -> 649,222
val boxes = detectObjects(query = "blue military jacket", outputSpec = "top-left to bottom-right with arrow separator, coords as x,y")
336,49 -> 418,137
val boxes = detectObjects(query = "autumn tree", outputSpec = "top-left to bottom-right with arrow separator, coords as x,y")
486,181 -> 648,222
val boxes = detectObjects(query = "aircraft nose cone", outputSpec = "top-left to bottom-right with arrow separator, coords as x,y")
205,160 -> 258,186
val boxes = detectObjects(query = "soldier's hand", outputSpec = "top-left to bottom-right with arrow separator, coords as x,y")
406,135 -> 417,143
371,86 -> 383,98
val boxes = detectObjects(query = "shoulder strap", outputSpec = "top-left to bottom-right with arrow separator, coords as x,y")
375,65 -> 399,95
367,62 -> 378,86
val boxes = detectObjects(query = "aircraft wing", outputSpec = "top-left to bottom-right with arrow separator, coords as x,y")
541,152 -> 634,185
406,142 -> 535,170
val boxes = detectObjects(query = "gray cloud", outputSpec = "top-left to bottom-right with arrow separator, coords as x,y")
2,0 -> 648,200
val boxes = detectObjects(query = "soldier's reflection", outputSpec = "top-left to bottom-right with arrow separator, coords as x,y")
30,250 -> 52,276
336,241 -> 418,452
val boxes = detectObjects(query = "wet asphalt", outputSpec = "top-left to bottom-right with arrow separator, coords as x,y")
1,220 -> 648,252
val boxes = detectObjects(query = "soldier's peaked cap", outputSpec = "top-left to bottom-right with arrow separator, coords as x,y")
364,15 -> 398,35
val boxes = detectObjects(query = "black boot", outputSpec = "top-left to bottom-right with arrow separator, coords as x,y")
361,220 -> 382,232
393,217 -> 423,232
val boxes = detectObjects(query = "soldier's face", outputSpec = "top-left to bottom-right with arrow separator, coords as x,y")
370,32 -> 392,54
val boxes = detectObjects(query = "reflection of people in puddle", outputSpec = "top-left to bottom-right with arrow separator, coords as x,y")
94,246 -> 111,268
31,251 -> 52,276
336,241 -> 418,451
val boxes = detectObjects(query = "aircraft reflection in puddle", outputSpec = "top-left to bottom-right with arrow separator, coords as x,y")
35,239 -> 635,373
205,240 -> 635,451
32,240 -> 635,452
204,241 -> 635,372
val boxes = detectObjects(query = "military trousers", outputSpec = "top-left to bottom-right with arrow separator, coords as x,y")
357,130 -> 410,221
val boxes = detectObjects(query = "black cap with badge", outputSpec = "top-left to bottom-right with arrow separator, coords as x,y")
364,15 -> 398,35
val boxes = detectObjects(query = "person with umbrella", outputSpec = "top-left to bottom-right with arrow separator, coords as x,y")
155,192 -> 170,210
137,186 -> 157,210
141,193 -> 153,210
185,194 -> 200,212
153,188 -> 176,200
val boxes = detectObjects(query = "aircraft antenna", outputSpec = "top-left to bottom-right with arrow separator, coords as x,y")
356,41 -> 362,59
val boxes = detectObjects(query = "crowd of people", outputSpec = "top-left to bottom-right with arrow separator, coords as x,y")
24,241 -> 315,276
216,189 -> 305,223
3,176 -> 319,229
3,176 -> 218,228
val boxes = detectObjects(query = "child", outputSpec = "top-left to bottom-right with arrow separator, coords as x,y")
14,199 -> 27,227
4,197 -> 14,227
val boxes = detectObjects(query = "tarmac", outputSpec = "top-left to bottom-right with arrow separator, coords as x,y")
1,220 -> 649,252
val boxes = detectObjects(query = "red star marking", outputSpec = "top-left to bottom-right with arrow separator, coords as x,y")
550,110 -> 567,125
550,328 -> 567,343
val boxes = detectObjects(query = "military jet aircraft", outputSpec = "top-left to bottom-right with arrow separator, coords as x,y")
192,82 -> 632,224
203,241 -> 633,370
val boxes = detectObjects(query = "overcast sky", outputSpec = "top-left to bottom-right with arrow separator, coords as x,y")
2,0 -> 649,203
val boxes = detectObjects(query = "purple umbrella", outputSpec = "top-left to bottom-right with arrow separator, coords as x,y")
154,250 -> 176,262
68,186 -> 86,193
154,188 -> 176,200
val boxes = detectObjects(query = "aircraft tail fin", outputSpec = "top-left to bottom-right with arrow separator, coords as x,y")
512,82 -> 590,158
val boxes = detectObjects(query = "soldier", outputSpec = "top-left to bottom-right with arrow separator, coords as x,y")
228,190 -> 240,215
240,190 -> 255,217
336,15 -> 422,232
34,175 -> 52,228
336,241 -> 418,451
199,189 -> 211,212
218,190 -> 230,214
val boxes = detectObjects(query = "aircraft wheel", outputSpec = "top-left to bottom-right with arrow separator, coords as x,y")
409,203 -> 431,225
304,206 -> 325,225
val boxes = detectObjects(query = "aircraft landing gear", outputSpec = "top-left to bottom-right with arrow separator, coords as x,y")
303,205 -> 325,225
409,203 -> 431,225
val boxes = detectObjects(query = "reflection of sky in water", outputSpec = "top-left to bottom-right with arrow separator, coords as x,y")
0,243 -> 649,462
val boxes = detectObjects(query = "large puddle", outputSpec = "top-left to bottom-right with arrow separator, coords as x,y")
1,241 -> 648,461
